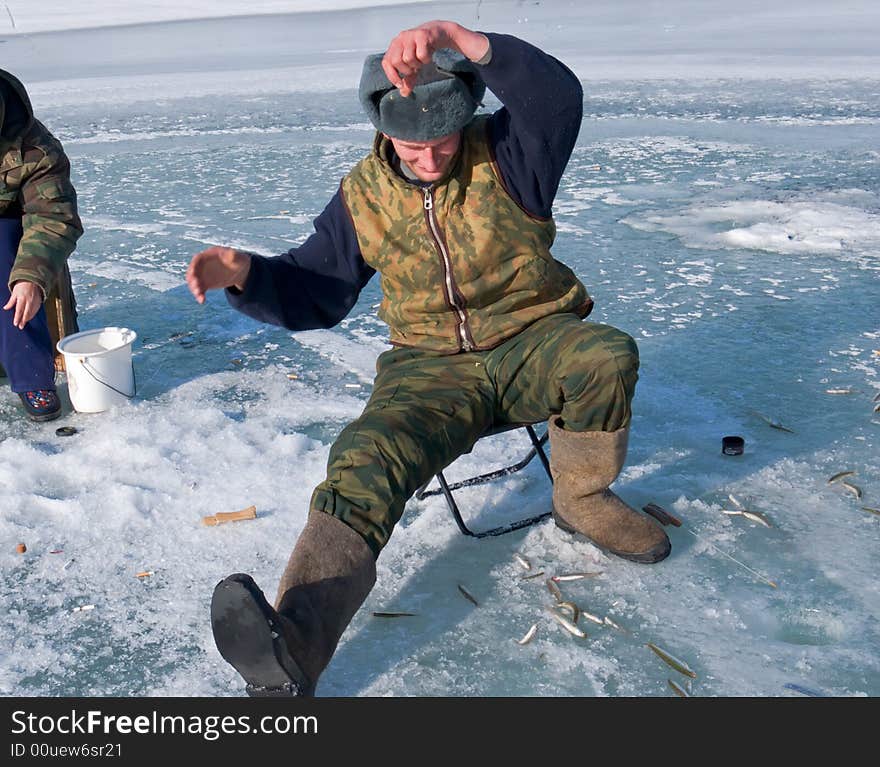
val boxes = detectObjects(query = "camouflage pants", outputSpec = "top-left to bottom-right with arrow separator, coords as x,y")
311,313 -> 639,557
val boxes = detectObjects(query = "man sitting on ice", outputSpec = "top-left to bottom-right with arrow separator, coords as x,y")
187,19 -> 670,697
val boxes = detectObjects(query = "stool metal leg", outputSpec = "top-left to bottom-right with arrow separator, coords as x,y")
416,429 -> 549,499
526,424 -> 553,482
420,426 -> 553,538
436,470 -> 474,537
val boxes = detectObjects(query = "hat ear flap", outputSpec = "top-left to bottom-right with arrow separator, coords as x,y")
368,86 -> 392,115
434,52 -> 486,106
455,70 -> 485,107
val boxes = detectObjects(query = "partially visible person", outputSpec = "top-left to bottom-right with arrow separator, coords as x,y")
0,68 -> 82,421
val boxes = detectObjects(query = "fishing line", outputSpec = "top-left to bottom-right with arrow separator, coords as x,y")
671,481 -> 780,588
684,528 -> 778,589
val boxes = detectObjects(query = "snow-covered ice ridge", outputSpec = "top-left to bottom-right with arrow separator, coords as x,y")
1,0 -> 436,35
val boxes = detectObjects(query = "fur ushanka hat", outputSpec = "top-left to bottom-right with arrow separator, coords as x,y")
358,48 -> 486,141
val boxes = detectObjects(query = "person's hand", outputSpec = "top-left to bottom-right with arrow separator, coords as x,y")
186,246 -> 252,304
3,281 -> 44,329
382,20 -> 489,97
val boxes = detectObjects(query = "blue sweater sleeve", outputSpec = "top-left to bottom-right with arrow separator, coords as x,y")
480,32 -> 584,219
225,188 -> 374,330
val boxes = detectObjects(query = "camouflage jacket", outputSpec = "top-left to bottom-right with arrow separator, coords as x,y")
0,68 -> 83,297
228,32 -> 590,352
340,116 -> 591,353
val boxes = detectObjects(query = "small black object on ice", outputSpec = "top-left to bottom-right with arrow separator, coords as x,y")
55,426 -> 78,437
722,435 -> 744,455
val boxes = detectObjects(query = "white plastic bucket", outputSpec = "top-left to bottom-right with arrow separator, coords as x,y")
56,327 -> 137,413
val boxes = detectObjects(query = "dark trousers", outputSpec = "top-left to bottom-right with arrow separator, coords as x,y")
0,218 -> 55,392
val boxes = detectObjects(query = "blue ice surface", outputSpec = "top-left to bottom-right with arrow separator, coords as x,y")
1,7 -> 879,698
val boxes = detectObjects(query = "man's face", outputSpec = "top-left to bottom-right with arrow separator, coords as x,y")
386,131 -> 462,183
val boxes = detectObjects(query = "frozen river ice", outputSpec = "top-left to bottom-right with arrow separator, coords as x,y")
1,1 -> 879,696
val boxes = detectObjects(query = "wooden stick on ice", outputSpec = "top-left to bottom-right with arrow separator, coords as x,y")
202,505 -> 257,526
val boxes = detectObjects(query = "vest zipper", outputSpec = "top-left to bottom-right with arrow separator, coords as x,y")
423,186 -> 474,352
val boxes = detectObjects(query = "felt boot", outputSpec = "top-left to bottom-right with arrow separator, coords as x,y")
211,510 -> 376,696
548,417 -> 670,564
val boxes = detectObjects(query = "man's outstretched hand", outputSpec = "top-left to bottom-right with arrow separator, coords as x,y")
381,20 -> 490,97
186,246 -> 252,304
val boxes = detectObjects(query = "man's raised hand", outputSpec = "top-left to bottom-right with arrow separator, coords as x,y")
381,21 -> 489,97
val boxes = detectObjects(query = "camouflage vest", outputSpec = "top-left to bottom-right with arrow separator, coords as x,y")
341,116 -> 592,353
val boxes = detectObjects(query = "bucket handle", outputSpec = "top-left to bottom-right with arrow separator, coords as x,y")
80,358 -> 137,400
